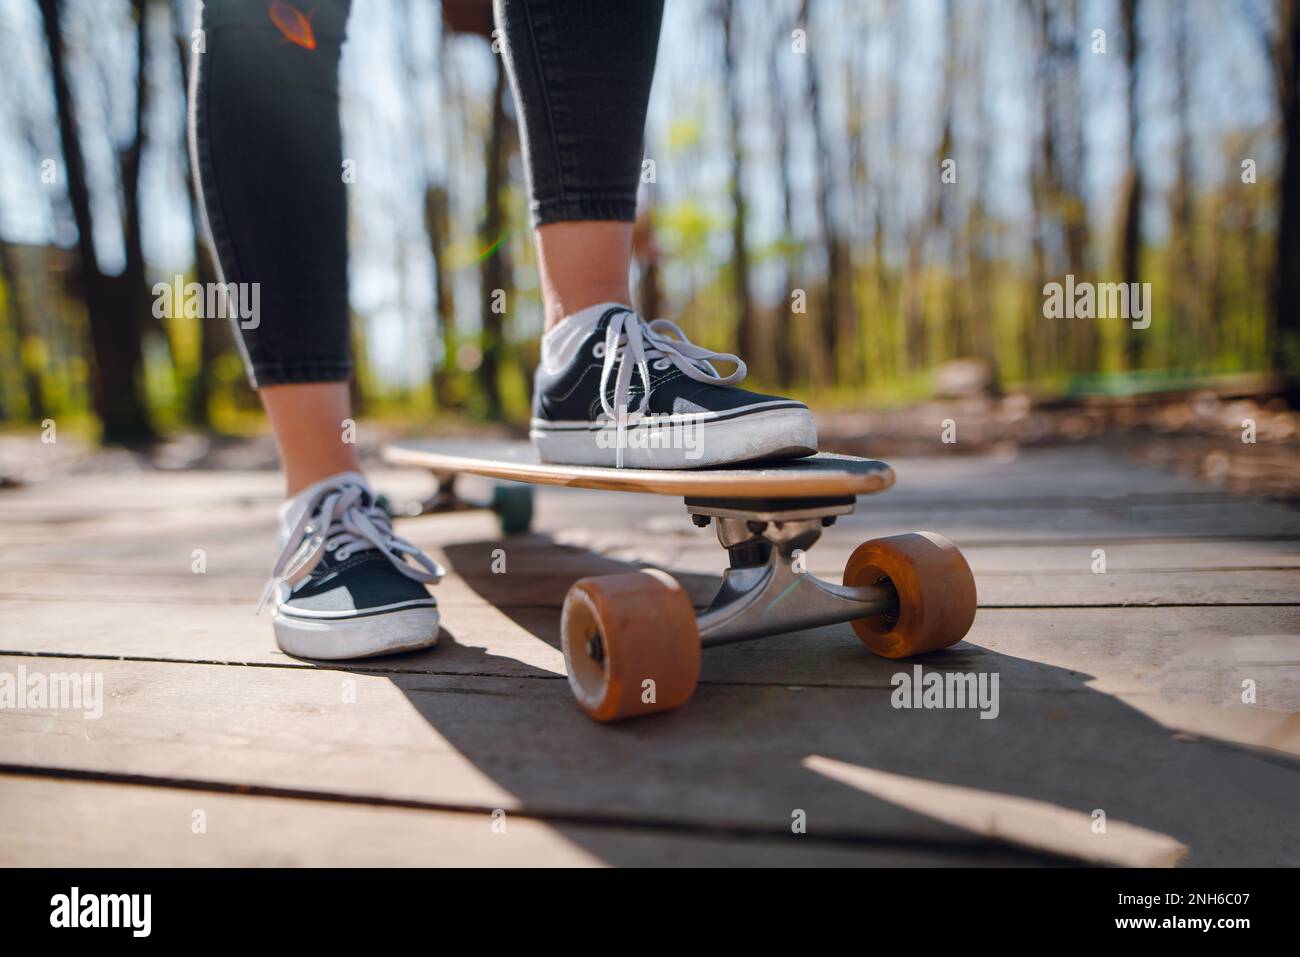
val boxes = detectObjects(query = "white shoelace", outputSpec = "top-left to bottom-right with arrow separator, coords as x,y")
598,309 -> 747,467
256,480 -> 444,613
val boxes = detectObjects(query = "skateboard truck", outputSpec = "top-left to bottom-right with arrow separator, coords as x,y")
684,497 -> 897,647
561,492 -> 977,723
399,471 -> 535,535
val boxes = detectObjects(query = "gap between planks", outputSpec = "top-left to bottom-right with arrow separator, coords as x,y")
0,765 -> 1072,866
0,647 -> 1291,704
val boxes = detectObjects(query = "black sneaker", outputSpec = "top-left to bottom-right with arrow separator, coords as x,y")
530,303 -> 818,468
259,471 -> 443,660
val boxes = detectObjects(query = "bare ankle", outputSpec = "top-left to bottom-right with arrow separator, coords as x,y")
545,286 -> 632,329
259,382 -> 363,497
283,460 -> 363,498
535,221 -> 634,332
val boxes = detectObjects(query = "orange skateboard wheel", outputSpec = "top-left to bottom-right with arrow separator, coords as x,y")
843,532 -> 977,658
560,570 -> 701,722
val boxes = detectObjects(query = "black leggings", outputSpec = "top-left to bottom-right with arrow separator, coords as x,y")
189,0 -> 664,387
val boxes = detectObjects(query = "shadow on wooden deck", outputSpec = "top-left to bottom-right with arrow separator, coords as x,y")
305,536 -> 1295,867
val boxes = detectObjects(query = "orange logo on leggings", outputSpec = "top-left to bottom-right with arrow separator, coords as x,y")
268,1 -> 316,50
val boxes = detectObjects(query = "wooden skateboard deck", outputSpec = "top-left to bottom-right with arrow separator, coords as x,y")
382,439 -> 894,499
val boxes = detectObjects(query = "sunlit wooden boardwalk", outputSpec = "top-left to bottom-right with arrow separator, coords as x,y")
1,443 -> 1298,866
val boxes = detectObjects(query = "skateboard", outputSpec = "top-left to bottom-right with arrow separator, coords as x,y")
382,440 -> 978,722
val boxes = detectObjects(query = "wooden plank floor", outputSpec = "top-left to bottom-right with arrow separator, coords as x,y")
1,445 -> 1298,866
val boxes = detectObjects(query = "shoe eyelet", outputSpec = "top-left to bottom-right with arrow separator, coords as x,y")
653,358 -> 671,371
593,343 -> 606,359
336,550 -> 351,561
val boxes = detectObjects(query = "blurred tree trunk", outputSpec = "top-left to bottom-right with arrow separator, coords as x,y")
478,53 -> 509,419
187,239 -> 222,425
425,184 -> 458,408
832,59 -> 859,383
1167,4 -> 1199,372
1028,183 -> 1048,382
875,0 -> 901,382
38,0 -> 155,444
397,1 -> 461,411
902,130 -> 949,374
962,6 -> 998,388
1201,191 -> 1225,362
720,0 -> 755,374
769,3 -> 797,389
1240,189 -> 1261,358
846,56 -> 869,386
0,242 -> 47,419
1030,0 -> 1063,378
933,1 -> 956,367
1058,0 -> 1094,375
633,203 -> 665,323
1027,0 -> 1050,379
122,0 -> 170,364
1117,0 -> 1144,371
800,0 -> 840,387
904,0 -> 954,374
1275,0 -> 1300,403
175,13 -> 222,427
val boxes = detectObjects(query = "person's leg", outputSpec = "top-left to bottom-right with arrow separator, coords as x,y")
189,0 -> 355,496
497,0 -> 818,468
493,0 -> 663,333
189,0 -> 441,659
